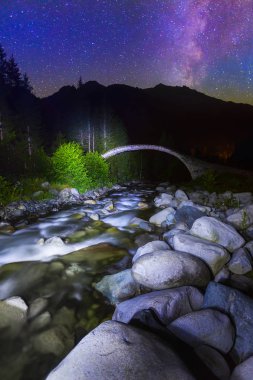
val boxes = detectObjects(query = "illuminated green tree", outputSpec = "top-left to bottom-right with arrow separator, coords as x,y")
52,142 -> 90,192
83,151 -> 110,187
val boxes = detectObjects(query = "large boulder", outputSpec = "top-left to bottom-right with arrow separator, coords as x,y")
203,282 -> 253,363
46,321 -> 196,380
173,234 -> 230,275
230,356 -> 253,380
190,216 -> 245,252
174,206 -> 206,228
95,269 -> 140,304
132,250 -> 211,290
149,207 -> 175,226
132,240 -> 169,263
168,309 -> 235,354
113,286 -> 203,325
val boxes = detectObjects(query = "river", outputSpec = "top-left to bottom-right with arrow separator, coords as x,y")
0,183 -> 159,380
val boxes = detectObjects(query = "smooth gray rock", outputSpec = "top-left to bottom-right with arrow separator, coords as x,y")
203,282 -> 253,363
173,233 -> 230,275
46,321 -> 196,380
28,297 -> 48,319
0,297 -> 27,337
95,269 -> 140,304
245,225 -> 253,239
168,309 -> 235,354
132,240 -> 169,263
244,241 -> 253,257
190,216 -> 245,252
132,250 -> 211,290
59,188 -> 80,202
234,192 -> 253,206
163,228 -> 185,246
154,193 -> 174,208
230,355 -> 253,380
175,189 -> 189,201
30,312 -> 51,331
149,207 -> 175,226
44,236 -> 65,247
227,205 -> 253,230
32,326 -> 73,357
113,286 -> 203,325
214,267 -> 230,283
194,345 -> 230,380
174,206 -> 205,228
228,248 -> 253,275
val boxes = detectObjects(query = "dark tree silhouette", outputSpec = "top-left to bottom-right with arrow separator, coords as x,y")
0,44 -> 7,85
21,73 -> 33,93
6,55 -> 22,87
78,76 -> 83,88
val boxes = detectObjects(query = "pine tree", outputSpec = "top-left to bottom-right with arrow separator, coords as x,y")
78,76 -> 83,89
21,73 -> 33,93
6,55 -> 21,87
0,44 -> 7,85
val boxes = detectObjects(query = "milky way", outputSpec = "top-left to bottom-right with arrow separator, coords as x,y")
0,0 -> 253,103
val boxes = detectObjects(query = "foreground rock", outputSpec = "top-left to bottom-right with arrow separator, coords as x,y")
174,206 -> 206,228
168,309 -> 235,354
228,248 -> 253,275
149,207 -> 175,226
95,269 -> 140,304
0,297 -> 28,337
173,234 -> 230,275
132,240 -> 170,263
190,216 -> 245,252
226,205 -> 253,230
113,286 -> 203,325
194,345 -> 231,380
230,356 -> 253,380
132,250 -> 211,290
46,321 -> 196,380
203,282 -> 253,363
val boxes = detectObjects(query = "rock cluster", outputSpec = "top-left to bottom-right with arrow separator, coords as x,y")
13,183 -> 253,379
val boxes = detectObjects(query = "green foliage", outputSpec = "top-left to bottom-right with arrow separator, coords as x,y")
52,142 -> 90,192
196,170 -> 218,192
0,176 -> 12,205
83,152 -> 110,187
32,148 -> 52,178
183,169 -> 253,194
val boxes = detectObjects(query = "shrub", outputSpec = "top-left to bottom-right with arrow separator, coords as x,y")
0,176 -> 11,206
52,142 -> 90,192
83,151 -> 110,187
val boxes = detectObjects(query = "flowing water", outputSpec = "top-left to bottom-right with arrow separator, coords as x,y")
0,184 -> 159,380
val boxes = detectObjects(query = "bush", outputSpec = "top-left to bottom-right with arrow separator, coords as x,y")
83,152 -> 110,187
52,142 -> 90,192
0,176 -> 11,206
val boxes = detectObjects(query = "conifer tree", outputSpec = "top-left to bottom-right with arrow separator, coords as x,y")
0,44 -> 7,85
21,73 -> 33,93
78,76 -> 83,89
6,55 -> 21,87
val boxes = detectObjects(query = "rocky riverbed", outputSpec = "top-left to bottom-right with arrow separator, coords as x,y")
1,183 -> 253,379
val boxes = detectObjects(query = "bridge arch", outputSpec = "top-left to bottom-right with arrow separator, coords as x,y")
102,144 -> 198,179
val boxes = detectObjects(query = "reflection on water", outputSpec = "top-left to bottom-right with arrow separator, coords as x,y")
0,184 -> 156,380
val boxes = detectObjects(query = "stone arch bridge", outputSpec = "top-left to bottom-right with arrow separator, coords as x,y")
101,144 -> 243,180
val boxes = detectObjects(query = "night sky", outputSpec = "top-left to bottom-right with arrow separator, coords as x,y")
1,0 -> 253,103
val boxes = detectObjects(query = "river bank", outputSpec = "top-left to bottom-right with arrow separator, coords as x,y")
1,182 -> 253,379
